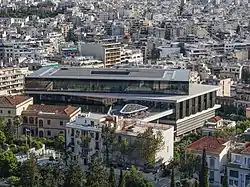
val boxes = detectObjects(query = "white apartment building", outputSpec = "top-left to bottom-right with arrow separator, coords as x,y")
186,137 -> 231,187
220,65 -> 243,81
120,48 -> 143,65
66,113 -> 106,165
66,113 -> 174,166
0,67 -> 31,96
0,40 -> 45,60
228,143 -> 250,187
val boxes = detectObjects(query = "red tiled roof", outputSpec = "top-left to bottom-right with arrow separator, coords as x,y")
0,95 -> 31,107
25,104 -> 80,116
207,116 -> 222,123
214,116 -> 222,121
185,136 -> 226,155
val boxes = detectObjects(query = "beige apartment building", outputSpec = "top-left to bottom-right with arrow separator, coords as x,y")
78,42 -> 121,67
21,104 -> 81,138
0,67 -> 31,96
0,95 -> 33,122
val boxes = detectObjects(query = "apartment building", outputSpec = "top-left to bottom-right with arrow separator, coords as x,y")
120,48 -> 143,64
220,65 -> 243,81
21,104 -> 81,138
0,95 -> 33,122
78,41 -> 121,67
227,142 -> 250,187
66,113 -> 174,166
0,67 -> 31,96
186,137 -> 230,187
0,40 -> 44,60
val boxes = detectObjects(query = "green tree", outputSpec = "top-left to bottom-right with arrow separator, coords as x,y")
118,169 -> 125,187
102,124 -> 116,166
0,117 -> 4,131
18,155 -> 41,187
136,127 -> 164,167
4,120 -> 16,144
171,168 -> 176,187
7,176 -> 20,187
13,116 -> 22,138
109,167 -> 117,187
222,166 -> 228,187
199,149 -> 208,187
0,130 -> 6,145
78,135 -> 91,165
86,158 -> 109,187
63,161 -> 84,187
0,151 -> 18,177
214,126 -> 235,140
125,166 -> 154,187
54,133 -> 65,152
114,138 -> 130,166
39,163 -> 65,187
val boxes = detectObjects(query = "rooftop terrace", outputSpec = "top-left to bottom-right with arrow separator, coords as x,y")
27,66 -> 190,82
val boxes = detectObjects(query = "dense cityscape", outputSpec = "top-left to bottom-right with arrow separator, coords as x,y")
0,0 -> 250,186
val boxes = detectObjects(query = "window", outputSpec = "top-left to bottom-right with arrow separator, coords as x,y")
246,175 -> 250,186
47,130 -> 51,136
39,120 -> 43,128
229,170 -> 239,178
209,171 -> 214,182
71,138 -> 75,146
90,121 -> 94,126
60,121 -> 63,126
8,110 -> 11,114
95,132 -> 99,140
47,120 -> 51,125
71,129 -> 75,136
209,158 -> 215,168
0,110 -> 2,113
29,117 -> 34,124
23,116 -> 28,123
59,131 -> 64,134
229,179 -> 234,185
235,155 -> 241,162
95,142 -> 99,150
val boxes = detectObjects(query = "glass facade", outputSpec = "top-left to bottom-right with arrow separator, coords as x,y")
25,78 -> 189,95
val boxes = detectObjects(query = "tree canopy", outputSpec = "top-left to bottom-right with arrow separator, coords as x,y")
125,166 -> 154,187
136,127 -> 164,167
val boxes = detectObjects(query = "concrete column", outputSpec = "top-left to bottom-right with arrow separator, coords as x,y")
200,95 -> 204,111
206,93 -> 210,110
182,101 -> 186,118
189,99 -> 192,116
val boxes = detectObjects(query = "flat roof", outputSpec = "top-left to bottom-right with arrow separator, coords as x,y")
26,84 -> 220,103
27,66 -> 190,82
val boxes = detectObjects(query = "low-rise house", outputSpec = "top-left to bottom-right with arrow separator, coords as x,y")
186,136 -> 231,187
228,142 -> 250,187
21,104 -> 81,138
0,95 -> 33,122
202,116 -> 236,136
